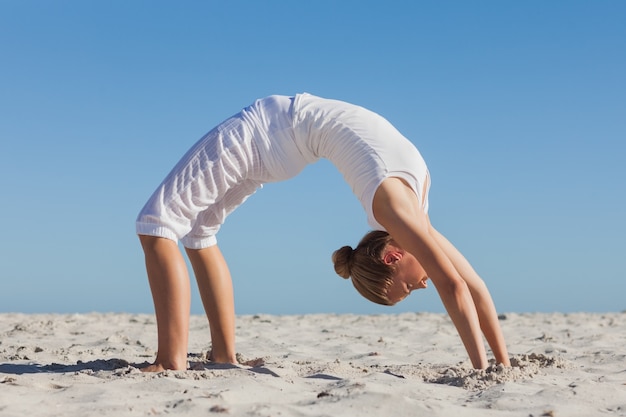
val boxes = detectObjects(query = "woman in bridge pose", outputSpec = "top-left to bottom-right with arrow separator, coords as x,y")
136,93 -> 510,371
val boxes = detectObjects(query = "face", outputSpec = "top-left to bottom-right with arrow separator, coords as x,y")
384,251 -> 429,305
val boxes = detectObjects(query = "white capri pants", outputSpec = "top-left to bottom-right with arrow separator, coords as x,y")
136,115 -> 265,249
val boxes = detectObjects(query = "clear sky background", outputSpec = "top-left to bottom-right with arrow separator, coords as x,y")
1,1 -> 624,316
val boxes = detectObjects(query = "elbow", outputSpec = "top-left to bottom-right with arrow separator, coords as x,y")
437,277 -> 470,299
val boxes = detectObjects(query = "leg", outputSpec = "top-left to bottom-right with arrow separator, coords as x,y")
185,245 -> 237,364
139,235 -> 191,371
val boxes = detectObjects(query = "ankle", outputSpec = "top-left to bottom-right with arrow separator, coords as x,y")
154,355 -> 188,371
208,350 -> 237,364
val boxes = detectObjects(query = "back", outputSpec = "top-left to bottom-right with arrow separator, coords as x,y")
292,93 -> 429,230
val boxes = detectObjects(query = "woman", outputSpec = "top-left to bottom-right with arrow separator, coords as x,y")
136,93 -> 510,371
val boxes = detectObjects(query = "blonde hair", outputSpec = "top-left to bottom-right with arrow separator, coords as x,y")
332,230 -> 395,305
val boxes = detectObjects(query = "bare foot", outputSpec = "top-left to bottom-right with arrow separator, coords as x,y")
140,362 -> 188,372
141,363 -> 166,373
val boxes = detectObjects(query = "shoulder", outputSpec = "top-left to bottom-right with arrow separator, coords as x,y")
372,178 -> 424,226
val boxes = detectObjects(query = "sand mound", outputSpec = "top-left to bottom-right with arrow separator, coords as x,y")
422,353 -> 570,390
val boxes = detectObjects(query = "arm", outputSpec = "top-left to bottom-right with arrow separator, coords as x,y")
373,179 -> 488,368
429,226 -> 510,366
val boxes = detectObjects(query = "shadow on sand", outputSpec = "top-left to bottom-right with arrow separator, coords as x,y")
0,358 -> 280,377
0,358 -> 137,375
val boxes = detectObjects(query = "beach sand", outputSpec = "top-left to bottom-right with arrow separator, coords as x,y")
1,312 -> 625,416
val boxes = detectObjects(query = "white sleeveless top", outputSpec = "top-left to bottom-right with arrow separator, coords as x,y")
242,93 -> 430,230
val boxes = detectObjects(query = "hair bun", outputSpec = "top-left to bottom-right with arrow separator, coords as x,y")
332,245 -> 354,279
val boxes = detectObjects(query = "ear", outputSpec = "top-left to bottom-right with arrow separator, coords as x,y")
382,250 -> 403,265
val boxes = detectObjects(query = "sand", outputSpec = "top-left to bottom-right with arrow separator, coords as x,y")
1,312 -> 625,416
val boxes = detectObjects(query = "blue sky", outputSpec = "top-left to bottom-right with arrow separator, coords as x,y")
1,1 -> 624,315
